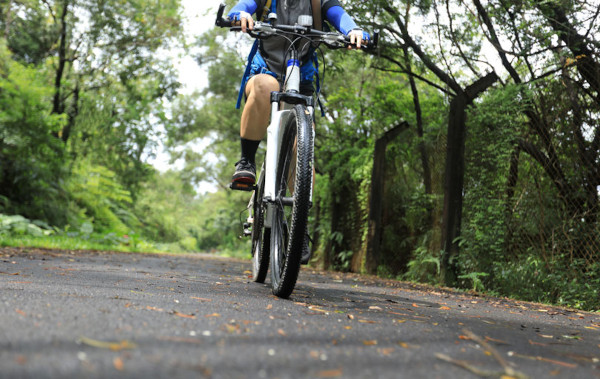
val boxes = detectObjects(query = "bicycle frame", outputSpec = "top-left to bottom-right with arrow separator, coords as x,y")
262,58 -> 315,228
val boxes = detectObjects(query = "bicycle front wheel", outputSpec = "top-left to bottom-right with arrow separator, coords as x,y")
270,104 -> 313,298
251,167 -> 269,283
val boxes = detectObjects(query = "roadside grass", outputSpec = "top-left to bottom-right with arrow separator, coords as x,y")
0,235 -> 163,253
0,235 -> 252,260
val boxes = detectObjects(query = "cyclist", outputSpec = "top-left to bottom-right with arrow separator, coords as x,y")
228,0 -> 368,186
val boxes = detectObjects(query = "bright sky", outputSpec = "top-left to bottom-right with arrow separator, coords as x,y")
148,2 -> 219,193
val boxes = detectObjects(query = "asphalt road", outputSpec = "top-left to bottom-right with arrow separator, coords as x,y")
1,247 -> 599,378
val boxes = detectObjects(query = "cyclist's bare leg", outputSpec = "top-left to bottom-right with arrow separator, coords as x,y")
241,74 -> 279,140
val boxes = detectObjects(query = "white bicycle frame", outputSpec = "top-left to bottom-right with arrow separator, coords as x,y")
258,57 -> 314,229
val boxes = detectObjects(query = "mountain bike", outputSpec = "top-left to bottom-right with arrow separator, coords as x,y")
216,4 -> 378,298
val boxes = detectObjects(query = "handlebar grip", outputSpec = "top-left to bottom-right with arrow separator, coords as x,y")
215,3 -> 233,27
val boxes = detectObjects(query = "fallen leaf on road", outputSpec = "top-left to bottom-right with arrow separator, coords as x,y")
317,368 -> 343,378
458,335 -> 471,340
190,297 -> 212,302
369,306 -> 382,311
308,306 -> 328,314
344,326 -> 352,330
363,340 -> 377,346
358,319 -> 378,324
378,347 -> 395,356
529,340 -> 547,346
15,309 -> 26,316
277,329 -> 287,336
113,357 -> 124,371
347,314 -> 355,320
173,311 -> 197,319
440,306 -> 451,310
146,306 -> 164,312
509,351 -> 577,368
266,304 -> 273,310
224,324 -> 240,334
398,342 -> 409,348
485,336 -> 508,345
204,313 -> 220,318
15,355 -> 27,365
412,303 -> 419,308
79,337 -> 137,351
0,272 -> 19,275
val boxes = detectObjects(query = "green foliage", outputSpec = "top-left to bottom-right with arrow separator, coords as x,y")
65,161 -> 135,235
404,244 -> 441,284
459,84 -> 526,286
0,214 -> 55,237
0,39 -> 68,224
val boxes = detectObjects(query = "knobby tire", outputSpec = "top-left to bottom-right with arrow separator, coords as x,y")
270,104 -> 313,298
251,168 -> 269,283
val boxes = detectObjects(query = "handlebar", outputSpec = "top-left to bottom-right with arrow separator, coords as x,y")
215,3 -> 379,51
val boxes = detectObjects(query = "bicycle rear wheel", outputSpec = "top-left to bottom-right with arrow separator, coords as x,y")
251,167 -> 269,283
270,104 -> 313,298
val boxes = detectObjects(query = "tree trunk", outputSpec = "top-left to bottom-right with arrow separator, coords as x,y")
52,0 -> 69,117
441,72 -> 498,286
365,122 -> 409,274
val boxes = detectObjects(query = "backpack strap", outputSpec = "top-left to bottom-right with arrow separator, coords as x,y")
312,0 -> 322,30
236,39 -> 260,109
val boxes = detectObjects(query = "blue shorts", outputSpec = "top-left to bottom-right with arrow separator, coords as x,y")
247,51 -> 316,96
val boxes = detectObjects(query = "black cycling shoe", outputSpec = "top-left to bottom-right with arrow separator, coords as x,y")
301,233 -> 312,265
231,158 -> 256,185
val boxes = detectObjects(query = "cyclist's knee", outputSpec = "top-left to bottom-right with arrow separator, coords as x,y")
248,75 -> 278,99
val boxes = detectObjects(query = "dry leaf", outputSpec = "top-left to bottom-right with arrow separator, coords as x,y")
0,272 -> 19,275
529,339 -> 547,346
204,313 -> 220,318
358,319 -> 377,324
412,303 -> 419,308
347,314 -> 355,320
484,336 -> 508,344
398,342 -> 409,348
378,347 -> 395,356
113,357 -> 124,371
363,340 -> 377,346
79,337 -> 137,351
440,306 -> 451,310
308,306 -> 328,314
15,309 -> 26,316
458,335 -> 471,340
277,329 -> 287,336
190,297 -> 212,302
344,326 -> 352,330
146,306 -> 164,312
15,355 -> 27,365
369,306 -> 382,311
266,304 -> 273,310
173,311 -> 197,319
317,368 -> 343,378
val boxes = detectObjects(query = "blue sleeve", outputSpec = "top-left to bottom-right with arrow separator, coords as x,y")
325,5 -> 358,35
228,0 -> 259,20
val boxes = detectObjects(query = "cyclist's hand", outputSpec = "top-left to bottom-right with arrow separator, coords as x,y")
348,29 -> 369,49
229,11 -> 254,32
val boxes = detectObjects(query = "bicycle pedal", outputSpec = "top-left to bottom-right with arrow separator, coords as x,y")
243,222 -> 252,236
229,181 -> 257,192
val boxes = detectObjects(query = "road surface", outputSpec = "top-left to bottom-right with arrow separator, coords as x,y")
1,247 -> 598,378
